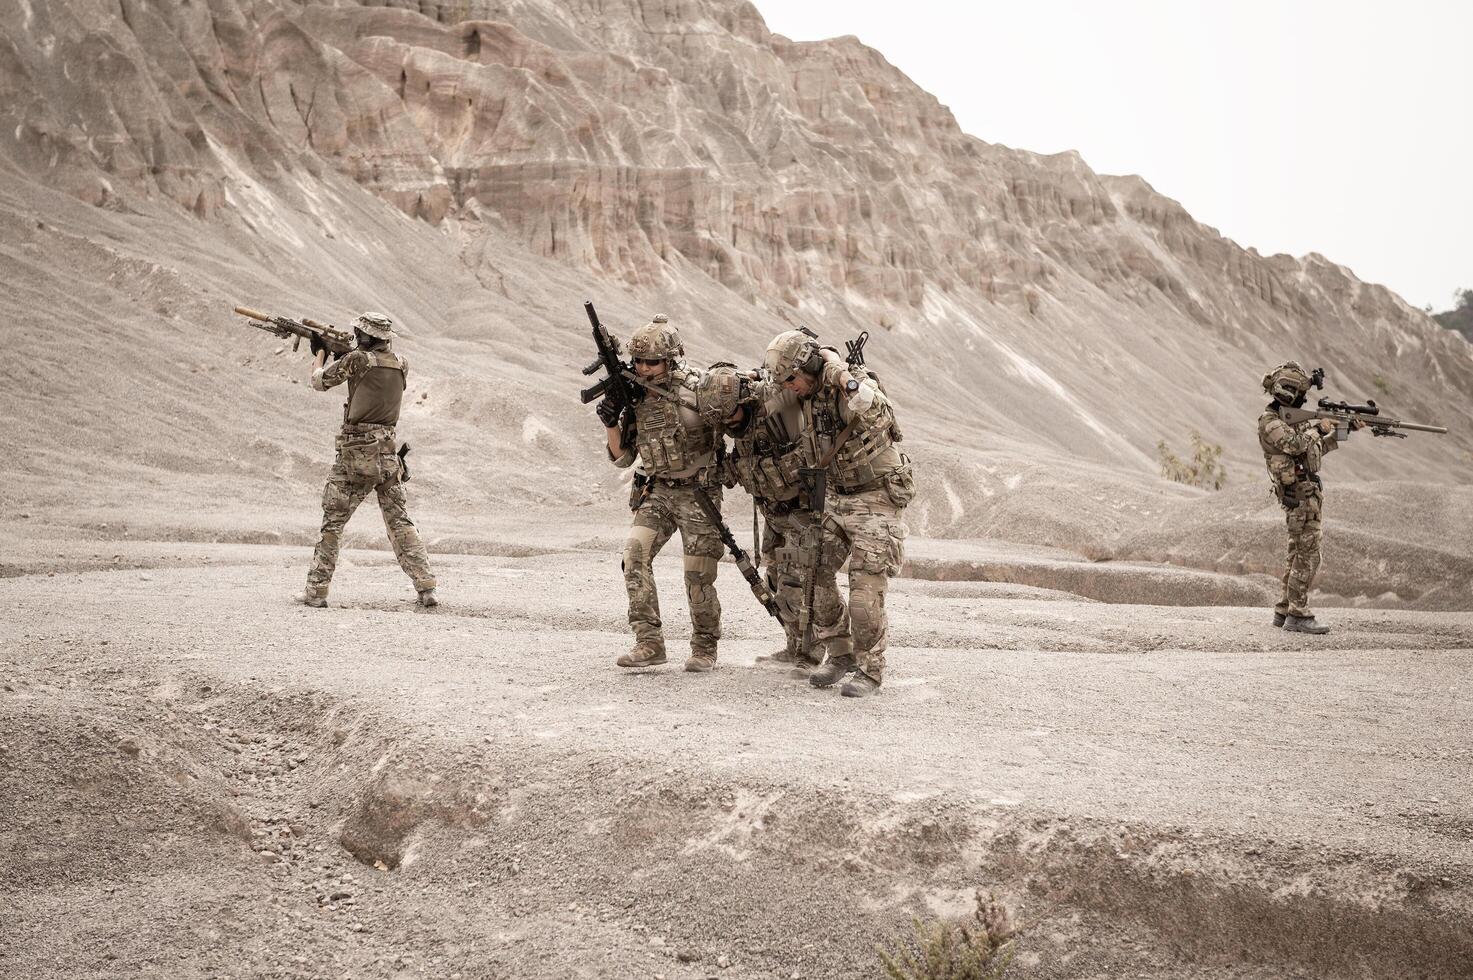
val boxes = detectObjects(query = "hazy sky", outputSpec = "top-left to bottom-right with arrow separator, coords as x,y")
760,1 -> 1471,312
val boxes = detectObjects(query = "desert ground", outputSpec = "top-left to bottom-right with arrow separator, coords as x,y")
4,516 -> 1471,979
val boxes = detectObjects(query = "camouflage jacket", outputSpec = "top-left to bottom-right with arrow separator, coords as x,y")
1258,405 -> 1337,493
608,364 -> 720,480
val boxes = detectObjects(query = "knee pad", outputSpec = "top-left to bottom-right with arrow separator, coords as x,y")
624,525 -> 658,572
683,554 -> 719,585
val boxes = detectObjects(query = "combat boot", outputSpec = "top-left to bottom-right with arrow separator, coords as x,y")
755,645 -> 799,665
684,651 -> 718,673
1272,611 -> 1286,627
1283,615 -> 1330,635
302,592 -> 327,609
616,643 -> 668,668
808,655 -> 856,689
786,656 -> 819,679
840,671 -> 881,698
418,589 -> 439,608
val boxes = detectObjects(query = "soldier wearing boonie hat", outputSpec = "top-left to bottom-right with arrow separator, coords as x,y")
302,311 -> 437,609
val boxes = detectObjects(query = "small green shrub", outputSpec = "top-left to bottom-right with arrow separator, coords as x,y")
877,891 -> 1017,980
1157,429 -> 1226,490
1373,374 -> 1390,395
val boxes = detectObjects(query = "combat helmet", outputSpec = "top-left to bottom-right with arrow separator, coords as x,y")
695,364 -> 752,426
1262,361 -> 1314,406
763,329 -> 823,383
352,311 -> 396,341
627,314 -> 683,363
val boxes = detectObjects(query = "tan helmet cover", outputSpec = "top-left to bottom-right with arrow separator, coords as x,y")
1262,361 -> 1310,403
763,329 -> 819,381
352,311 -> 396,340
696,365 -> 748,425
627,314 -> 683,361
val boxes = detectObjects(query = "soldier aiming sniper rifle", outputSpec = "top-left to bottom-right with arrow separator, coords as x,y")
234,305 -> 411,477
234,306 -> 355,357
1274,368 -> 1448,440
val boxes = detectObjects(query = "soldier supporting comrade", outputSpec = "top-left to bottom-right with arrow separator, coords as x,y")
597,315 -> 726,672
303,312 -> 438,608
696,365 -> 850,673
761,330 -> 914,698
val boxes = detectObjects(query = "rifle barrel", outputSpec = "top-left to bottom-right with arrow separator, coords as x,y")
234,306 -> 271,321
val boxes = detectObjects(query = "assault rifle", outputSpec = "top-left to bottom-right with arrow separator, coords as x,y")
234,306 -> 354,356
1277,398 -> 1448,440
577,302 -> 682,431
579,301 -> 639,409
692,488 -> 787,627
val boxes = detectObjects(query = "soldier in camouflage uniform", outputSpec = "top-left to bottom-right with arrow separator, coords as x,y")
302,312 -> 437,608
1258,361 -> 1361,634
695,366 -> 851,675
760,330 -> 915,698
597,315 -> 725,672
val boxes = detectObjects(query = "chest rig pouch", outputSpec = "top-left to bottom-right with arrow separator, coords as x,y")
633,373 -> 714,476
817,389 -> 900,491
732,418 -> 806,501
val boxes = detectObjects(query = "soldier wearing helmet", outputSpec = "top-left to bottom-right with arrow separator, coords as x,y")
697,365 -> 850,672
1257,361 -> 1361,634
755,329 -> 914,698
301,312 -> 437,609
596,314 -> 726,672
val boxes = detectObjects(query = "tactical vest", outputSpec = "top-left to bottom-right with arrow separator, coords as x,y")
633,367 -> 716,478
729,404 -> 806,504
344,350 -> 408,427
808,379 -> 903,492
1258,409 -> 1322,499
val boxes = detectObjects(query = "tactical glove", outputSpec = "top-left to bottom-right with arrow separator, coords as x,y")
596,397 -> 622,428
309,333 -> 326,357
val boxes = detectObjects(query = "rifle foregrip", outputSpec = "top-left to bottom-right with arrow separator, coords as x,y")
581,378 -> 610,404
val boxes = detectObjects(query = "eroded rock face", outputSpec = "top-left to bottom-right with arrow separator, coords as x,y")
1,0 -> 1468,489
0,0 -> 1452,332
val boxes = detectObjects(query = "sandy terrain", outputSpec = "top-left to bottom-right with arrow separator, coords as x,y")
4,526 -> 1470,979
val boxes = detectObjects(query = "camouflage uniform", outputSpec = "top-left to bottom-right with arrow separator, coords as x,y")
305,315 -> 435,604
606,316 -> 725,668
700,367 -> 850,667
762,333 -> 914,695
1257,362 -> 1338,628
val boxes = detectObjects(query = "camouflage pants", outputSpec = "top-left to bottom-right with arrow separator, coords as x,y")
1275,489 -> 1322,618
829,486 -> 908,683
761,504 -> 850,660
306,452 -> 436,599
624,480 -> 724,656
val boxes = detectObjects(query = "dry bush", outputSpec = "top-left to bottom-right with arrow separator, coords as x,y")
877,890 -> 1017,980
1157,429 -> 1227,490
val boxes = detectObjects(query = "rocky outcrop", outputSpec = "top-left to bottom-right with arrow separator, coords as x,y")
1,0 -> 1468,485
